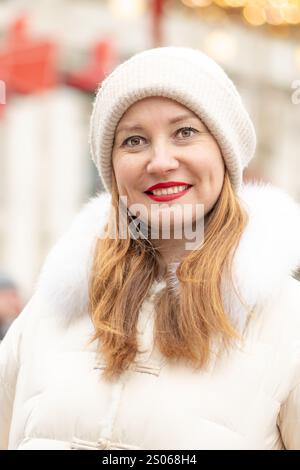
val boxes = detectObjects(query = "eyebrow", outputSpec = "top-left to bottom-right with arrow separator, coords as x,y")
115,113 -> 200,137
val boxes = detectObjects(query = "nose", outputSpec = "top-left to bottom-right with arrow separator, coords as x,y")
146,142 -> 179,175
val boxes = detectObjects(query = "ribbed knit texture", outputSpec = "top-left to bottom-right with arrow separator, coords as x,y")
89,46 -> 256,193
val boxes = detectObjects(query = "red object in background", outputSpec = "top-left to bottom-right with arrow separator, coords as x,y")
66,39 -> 118,92
152,0 -> 164,47
0,14 -> 58,96
0,79 -> 6,118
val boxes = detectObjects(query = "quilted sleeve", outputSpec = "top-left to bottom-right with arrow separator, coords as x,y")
0,297 -> 34,449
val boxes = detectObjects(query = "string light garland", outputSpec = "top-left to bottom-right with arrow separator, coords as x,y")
179,0 -> 300,27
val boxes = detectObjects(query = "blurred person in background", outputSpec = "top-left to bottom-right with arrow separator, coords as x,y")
1,46 -> 300,451
0,270 -> 23,342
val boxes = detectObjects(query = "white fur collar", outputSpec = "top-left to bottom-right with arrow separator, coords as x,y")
33,182 -> 300,332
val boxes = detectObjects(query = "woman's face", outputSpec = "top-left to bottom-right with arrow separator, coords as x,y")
112,96 -> 225,234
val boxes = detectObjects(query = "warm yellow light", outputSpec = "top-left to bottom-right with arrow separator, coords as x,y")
281,2 -> 300,23
244,0 -> 267,7
243,5 -> 266,25
203,30 -> 237,63
181,0 -> 196,7
268,0 -> 288,7
225,0 -> 248,7
213,0 -> 230,8
109,0 -> 146,20
264,5 -> 285,24
182,0 -> 212,6
184,0 -> 300,27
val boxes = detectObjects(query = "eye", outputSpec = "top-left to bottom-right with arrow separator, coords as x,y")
176,126 -> 198,138
121,126 -> 198,148
122,135 -> 145,147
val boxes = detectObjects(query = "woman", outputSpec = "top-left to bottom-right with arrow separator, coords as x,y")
1,46 -> 300,450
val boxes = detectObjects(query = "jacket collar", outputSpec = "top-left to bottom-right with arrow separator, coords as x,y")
34,182 -> 300,331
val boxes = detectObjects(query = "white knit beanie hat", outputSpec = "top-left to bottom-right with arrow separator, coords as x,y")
89,46 -> 256,193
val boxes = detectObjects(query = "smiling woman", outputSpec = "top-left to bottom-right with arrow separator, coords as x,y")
111,96 -> 225,245
1,46 -> 300,451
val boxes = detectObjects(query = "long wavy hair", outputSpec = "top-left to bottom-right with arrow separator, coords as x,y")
88,170 -> 249,382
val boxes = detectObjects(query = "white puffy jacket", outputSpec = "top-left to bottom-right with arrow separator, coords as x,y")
1,182 -> 300,450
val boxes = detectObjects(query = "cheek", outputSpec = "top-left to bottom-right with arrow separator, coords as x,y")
209,158 -> 225,186
113,158 -> 141,195
191,146 -> 224,183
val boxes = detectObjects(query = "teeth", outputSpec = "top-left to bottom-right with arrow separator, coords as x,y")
151,185 -> 190,196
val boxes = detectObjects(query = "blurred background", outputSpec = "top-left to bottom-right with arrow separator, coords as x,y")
0,0 -> 299,333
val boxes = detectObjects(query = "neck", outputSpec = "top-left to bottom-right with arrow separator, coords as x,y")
151,211 -> 213,280
128,209 -> 212,279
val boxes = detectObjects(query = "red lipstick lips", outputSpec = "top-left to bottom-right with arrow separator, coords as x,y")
145,181 -> 191,192
144,181 -> 193,202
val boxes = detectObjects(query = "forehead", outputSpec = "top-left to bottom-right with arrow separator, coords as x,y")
117,96 -> 197,123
